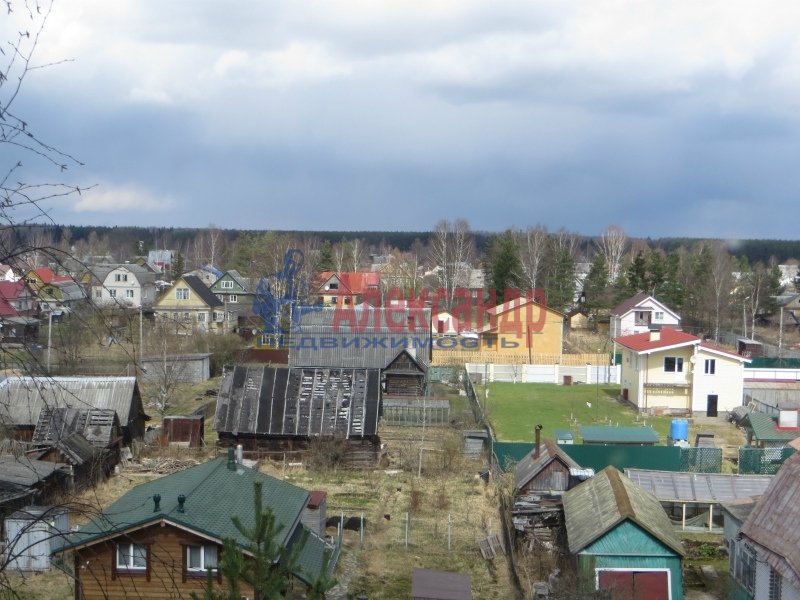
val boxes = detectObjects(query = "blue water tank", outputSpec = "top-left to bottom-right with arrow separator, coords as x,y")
670,418 -> 689,442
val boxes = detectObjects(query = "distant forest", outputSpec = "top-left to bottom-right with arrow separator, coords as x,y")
11,224 -> 800,265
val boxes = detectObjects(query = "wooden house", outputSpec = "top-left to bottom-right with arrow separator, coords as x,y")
55,456 -> 337,600
209,269 -> 257,332
610,293 -> 681,338
737,453 -> 800,599
477,296 -> 564,359
314,271 -> 380,307
153,275 -> 234,334
0,377 -> 147,444
562,467 -> 685,600
27,433 -> 104,490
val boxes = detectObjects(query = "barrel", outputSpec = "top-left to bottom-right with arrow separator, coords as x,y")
670,418 -> 689,442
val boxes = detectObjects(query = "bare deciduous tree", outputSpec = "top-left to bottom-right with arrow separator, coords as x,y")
517,225 -> 548,291
596,225 -> 627,284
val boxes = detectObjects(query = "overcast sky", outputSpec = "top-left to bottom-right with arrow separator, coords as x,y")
5,1 -> 800,239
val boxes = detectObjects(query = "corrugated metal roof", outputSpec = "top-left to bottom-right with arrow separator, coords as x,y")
740,453 -> 800,590
32,407 -> 120,448
563,467 -> 684,556
182,275 -> 223,307
58,457 -> 335,584
624,469 -> 773,503
580,426 -> 660,444
214,366 -> 381,438
289,306 -> 431,369
0,377 -> 142,428
0,456 -> 68,487
742,410 -> 799,442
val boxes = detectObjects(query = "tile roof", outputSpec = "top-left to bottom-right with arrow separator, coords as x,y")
58,457 -> 333,584
0,280 -> 31,301
740,453 -> 800,590
317,272 -> 380,295
563,466 -> 684,556
613,329 -> 699,353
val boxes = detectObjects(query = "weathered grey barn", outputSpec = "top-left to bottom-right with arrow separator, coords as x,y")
214,365 -> 381,460
290,306 -> 431,397
0,377 -> 147,444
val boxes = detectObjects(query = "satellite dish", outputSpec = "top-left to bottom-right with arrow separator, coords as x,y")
689,356 -> 697,364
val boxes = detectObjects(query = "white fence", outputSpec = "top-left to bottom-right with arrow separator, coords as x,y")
466,362 -> 620,385
744,368 -> 800,382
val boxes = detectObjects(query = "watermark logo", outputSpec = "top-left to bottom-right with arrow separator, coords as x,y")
252,249 -> 548,350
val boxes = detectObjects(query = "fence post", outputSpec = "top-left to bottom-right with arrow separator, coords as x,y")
448,513 -> 452,551
405,512 -> 409,549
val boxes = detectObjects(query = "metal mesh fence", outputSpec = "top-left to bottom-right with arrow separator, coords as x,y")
738,447 -> 796,474
679,447 -> 723,473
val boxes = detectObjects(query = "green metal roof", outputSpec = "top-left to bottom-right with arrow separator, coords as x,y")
563,467 -> 684,557
59,458 -> 333,584
743,410 -> 799,443
580,426 -> 660,444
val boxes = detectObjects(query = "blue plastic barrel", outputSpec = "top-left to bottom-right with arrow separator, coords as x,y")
670,418 -> 689,442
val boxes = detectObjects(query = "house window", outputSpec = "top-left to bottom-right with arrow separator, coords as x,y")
176,288 -> 189,300
329,282 -> 339,290
94,289 -> 102,299
186,544 -> 218,573
769,568 -> 782,600
738,544 -> 756,594
109,289 -> 117,298
704,359 -> 716,375
343,297 -> 350,305
220,280 -> 233,289
228,295 -> 237,303
654,311 -> 664,320
664,357 -> 684,373
331,297 -> 337,304
126,289 -> 135,299
115,273 -> 128,282
197,313 -> 205,322
116,542 -> 147,571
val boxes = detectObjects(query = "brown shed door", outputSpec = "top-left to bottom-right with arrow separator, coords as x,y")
598,570 -> 669,600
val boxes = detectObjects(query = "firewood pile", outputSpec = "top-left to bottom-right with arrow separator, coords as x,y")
129,457 -> 199,474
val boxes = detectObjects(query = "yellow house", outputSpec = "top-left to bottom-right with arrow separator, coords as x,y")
477,297 -> 564,359
154,275 -> 235,335
615,328 -> 750,415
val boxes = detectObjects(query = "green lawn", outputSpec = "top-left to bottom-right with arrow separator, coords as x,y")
478,382 -> 673,442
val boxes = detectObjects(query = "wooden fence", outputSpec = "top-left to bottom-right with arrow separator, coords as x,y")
432,350 -> 608,366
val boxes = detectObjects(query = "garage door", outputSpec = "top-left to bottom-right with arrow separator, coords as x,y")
598,570 -> 669,600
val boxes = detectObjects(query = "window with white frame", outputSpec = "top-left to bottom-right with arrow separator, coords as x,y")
664,356 -> 684,373
220,280 -> 233,289
228,295 -> 237,303
186,544 -> 218,572
197,313 -> 205,322
654,311 -> 664,320
109,289 -> 117,298
126,289 -> 135,298
114,273 -> 128,282
176,288 -> 189,300
704,359 -> 716,375
117,542 -> 147,570
94,289 -> 102,299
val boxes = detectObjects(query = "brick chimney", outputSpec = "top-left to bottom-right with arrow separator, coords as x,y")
534,424 -> 543,459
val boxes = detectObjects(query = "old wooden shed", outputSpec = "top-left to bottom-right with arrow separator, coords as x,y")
563,467 -> 685,600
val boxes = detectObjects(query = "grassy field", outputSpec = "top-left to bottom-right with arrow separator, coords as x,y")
478,381 -> 674,442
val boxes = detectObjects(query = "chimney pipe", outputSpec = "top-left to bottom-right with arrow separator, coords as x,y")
227,446 -> 236,471
236,444 -> 243,465
152,494 -> 161,512
534,424 -> 543,459
177,495 -> 186,513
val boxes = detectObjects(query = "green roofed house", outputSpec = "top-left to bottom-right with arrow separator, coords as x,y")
741,410 -> 800,448
580,426 -> 660,446
55,456 -> 338,599
563,467 -> 685,600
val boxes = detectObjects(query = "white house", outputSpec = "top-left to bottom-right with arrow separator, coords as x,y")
87,264 -> 156,309
615,328 -> 750,416
610,292 -> 681,338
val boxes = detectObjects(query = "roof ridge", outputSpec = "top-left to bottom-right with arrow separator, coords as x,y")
605,467 -> 635,520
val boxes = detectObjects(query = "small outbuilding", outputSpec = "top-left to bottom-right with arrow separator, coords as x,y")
579,426 -> 660,446
563,467 -> 685,600
515,438 -> 581,494
4,506 -> 69,571
740,410 -> 799,448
